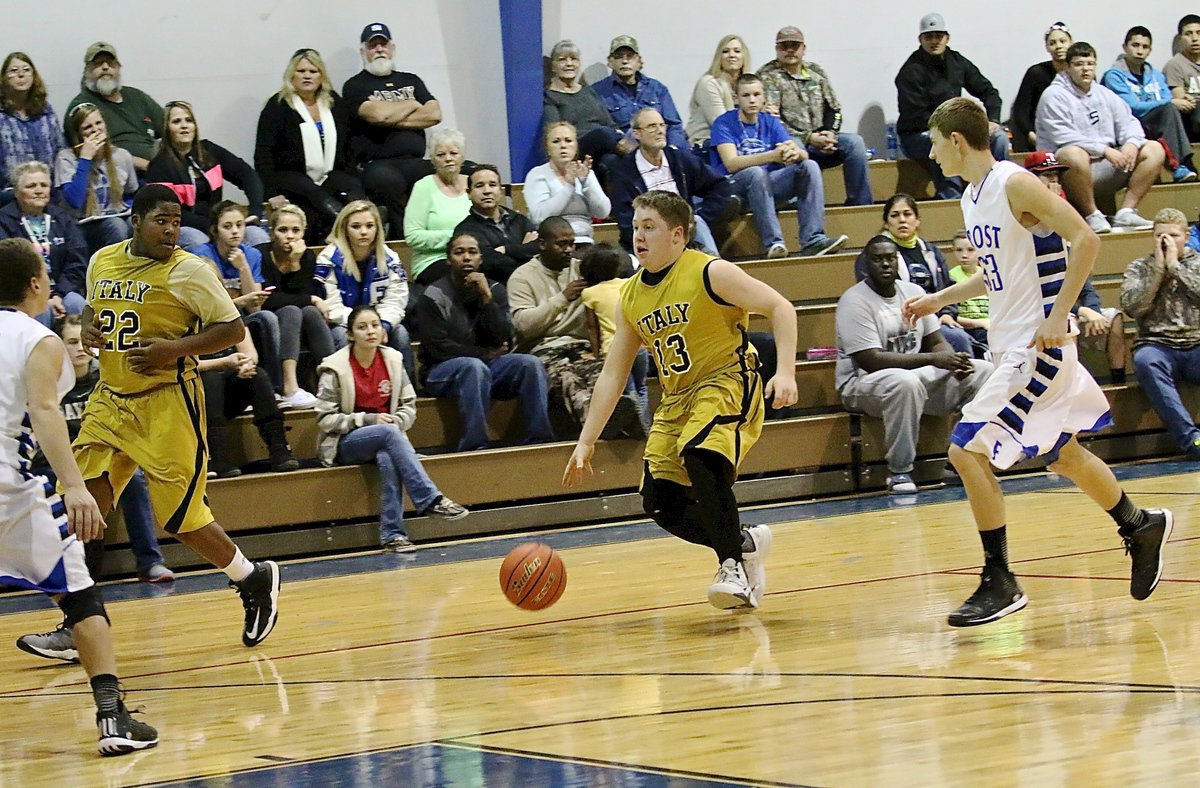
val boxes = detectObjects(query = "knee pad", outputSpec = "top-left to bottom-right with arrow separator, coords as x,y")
58,585 -> 109,628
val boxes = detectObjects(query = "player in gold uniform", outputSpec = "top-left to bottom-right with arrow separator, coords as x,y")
563,191 -> 798,609
75,185 -> 280,646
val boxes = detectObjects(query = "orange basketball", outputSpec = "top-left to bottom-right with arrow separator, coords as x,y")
499,542 -> 566,611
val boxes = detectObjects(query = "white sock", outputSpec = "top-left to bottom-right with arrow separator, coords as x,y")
222,548 -> 255,583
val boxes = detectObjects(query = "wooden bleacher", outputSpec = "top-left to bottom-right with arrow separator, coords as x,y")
95,161 -> 1200,576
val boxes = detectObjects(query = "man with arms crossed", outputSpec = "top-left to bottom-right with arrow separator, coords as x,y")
904,98 -> 1171,627
563,191 -> 799,610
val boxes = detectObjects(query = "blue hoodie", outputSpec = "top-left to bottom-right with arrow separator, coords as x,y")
1101,56 -> 1172,118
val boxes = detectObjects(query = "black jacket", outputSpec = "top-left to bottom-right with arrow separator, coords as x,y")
453,207 -> 538,285
145,139 -> 265,229
253,93 -> 355,199
1009,61 -> 1058,151
607,146 -> 732,251
413,274 -> 513,379
0,201 -> 87,296
895,48 -> 1002,133
254,243 -> 322,311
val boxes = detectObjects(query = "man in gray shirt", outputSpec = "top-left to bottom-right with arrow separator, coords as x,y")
837,236 -> 992,492
1163,14 -> 1200,140
1121,208 -> 1200,459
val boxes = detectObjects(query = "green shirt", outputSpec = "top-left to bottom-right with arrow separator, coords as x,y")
949,265 -> 990,320
67,86 -> 163,162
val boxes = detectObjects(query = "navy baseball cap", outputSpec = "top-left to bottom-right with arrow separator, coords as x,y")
361,23 -> 392,44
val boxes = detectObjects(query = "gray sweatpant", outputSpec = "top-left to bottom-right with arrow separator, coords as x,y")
841,360 -> 993,474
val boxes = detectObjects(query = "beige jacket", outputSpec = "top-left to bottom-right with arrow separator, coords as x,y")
507,255 -> 588,353
314,345 -> 416,466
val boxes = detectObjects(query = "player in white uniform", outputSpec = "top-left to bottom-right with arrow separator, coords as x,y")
904,98 -> 1172,627
0,238 -> 158,755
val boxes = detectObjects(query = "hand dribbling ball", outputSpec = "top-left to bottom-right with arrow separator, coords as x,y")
500,543 -> 566,611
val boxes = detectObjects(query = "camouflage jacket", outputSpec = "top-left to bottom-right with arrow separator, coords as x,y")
1121,247 -> 1200,349
757,59 -> 842,143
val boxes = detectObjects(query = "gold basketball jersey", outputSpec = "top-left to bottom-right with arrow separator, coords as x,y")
85,242 -> 240,394
619,249 -> 757,397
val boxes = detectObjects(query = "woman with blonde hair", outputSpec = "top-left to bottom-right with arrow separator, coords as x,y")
524,120 -> 611,245
0,52 -> 62,194
403,127 -> 471,285
685,35 -> 750,150
54,103 -> 137,252
315,199 -> 413,379
254,48 -> 364,238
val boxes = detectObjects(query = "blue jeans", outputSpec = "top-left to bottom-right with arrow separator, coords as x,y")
1132,342 -> 1200,452
80,216 -> 131,254
940,323 -> 974,355
692,214 -> 718,255
900,129 -> 1011,199
337,424 -> 442,543
35,290 -> 85,327
727,159 -> 826,250
625,348 -> 650,413
120,469 -> 167,572
332,322 -> 416,387
424,353 -> 554,451
244,310 -> 283,392
804,132 -> 873,206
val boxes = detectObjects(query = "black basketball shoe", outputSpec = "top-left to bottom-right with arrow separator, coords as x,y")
97,700 -> 158,756
1124,508 -> 1173,601
947,564 -> 1028,627
233,560 -> 280,647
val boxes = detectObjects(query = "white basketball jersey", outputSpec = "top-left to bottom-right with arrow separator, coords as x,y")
0,309 -> 73,474
961,161 -> 1071,353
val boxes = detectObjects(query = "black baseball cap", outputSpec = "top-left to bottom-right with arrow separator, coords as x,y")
361,23 -> 392,44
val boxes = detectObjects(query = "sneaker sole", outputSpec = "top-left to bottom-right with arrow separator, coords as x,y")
99,735 -> 159,756
947,593 -> 1029,628
15,638 -> 79,662
743,526 -> 773,605
815,235 -> 849,256
1133,508 -> 1173,601
243,561 -> 280,647
708,582 -> 753,610
383,541 -> 418,553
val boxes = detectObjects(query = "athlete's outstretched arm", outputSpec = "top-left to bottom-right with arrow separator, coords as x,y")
127,319 -> 246,374
903,270 -> 986,322
562,309 -> 642,487
706,259 -> 798,408
1007,170 -> 1100,350
24,337 -> 104,541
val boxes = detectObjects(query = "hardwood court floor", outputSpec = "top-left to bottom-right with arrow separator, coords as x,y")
2,463 -> 1200,786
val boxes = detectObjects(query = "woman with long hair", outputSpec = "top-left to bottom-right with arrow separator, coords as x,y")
315,304 -> 467,552
254,48 -> 365,240
0,52 -> 62,195
685,35 -> 749,150
145,100 -> 269,251
54,103 -> 137,252
524,121 -> 611,245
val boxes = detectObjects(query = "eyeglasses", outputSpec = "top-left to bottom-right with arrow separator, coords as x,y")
777,41 -> 804,50
554,55 -> 579,62
634,122 -> 666,131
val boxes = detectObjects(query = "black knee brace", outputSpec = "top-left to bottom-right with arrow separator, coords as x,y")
58,585 -> 109,628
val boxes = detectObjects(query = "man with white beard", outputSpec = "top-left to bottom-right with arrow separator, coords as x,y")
66,42 -> 163,172
342,22 -> 441,235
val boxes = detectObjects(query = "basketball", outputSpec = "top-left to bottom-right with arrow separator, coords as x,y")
499,543 -> 566,611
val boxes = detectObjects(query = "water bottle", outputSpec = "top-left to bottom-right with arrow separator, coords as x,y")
885,123 -> 899,161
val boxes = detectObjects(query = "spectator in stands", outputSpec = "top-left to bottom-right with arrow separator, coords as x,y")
946,230 -> 990,351
195,201 -> 283,396
66,42 -> 162,171
759,26 -> 872,206
254,48 -> 365,240
609,107 -> 733,254
525,121 -> 612,246
342,22 -> 440,231
415,231 -> 554,451
316,304 -> 468,552
1102,26 -> 1198,183
710,73 -> 847,259
1121,208 -> 1200,459
853,194 -> 976,356
0,52 -> 61,195
199,332 -> 300,478
580,242 -> 649,422
0,162 -> 86,327
55,103 -> 137,252
685,35 -> 750,151
837,234 -> 992,493
1010,22 -> 1073,152
543,39 -> 636,164
1164,14 -> 1200,141
257,204 -> 334,408
146,100 -> 271,253
1024,151 -> 1128,383
403,128 -> 470,287
592,35 -> 688,150
894,13 -> 1010,199
1036,42 -> 1166,233
315,199 -> 414,380
508,216 -> 644,436
453,164 -> 538,284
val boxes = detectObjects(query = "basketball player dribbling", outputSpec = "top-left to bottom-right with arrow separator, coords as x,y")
563,190 -> 799,610
903,97 -> 1171,627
